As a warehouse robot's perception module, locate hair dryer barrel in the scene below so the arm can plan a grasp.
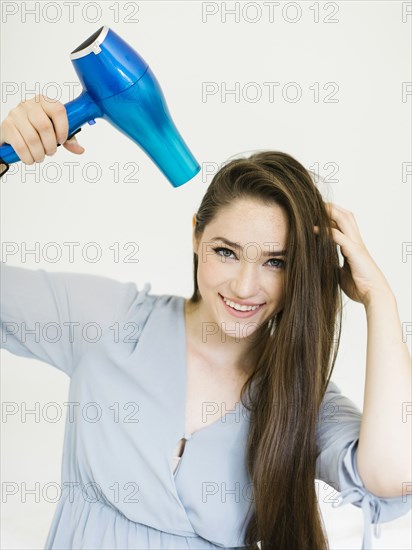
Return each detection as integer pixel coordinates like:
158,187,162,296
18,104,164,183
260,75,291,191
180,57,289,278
98,66,200,188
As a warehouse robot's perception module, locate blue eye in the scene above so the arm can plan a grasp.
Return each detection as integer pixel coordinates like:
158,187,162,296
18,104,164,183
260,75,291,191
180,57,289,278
267,258,286,269
213,246,235,259
212,247,285,270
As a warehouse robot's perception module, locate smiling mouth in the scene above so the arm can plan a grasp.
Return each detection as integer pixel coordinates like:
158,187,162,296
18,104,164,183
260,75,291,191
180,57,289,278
218,293,266,310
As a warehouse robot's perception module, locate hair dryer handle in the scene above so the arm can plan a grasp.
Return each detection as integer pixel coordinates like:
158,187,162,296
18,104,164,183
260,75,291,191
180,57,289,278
0,91,103,167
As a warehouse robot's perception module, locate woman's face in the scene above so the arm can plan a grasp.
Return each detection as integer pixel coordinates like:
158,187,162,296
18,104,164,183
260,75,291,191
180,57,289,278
192,198,288,340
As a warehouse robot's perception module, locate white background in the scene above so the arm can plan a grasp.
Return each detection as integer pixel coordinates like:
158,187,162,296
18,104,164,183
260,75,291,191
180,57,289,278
1,1,411,548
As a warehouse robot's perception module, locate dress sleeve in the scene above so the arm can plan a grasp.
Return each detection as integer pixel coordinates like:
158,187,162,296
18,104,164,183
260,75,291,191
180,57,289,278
0,261,149,378
315,379,412,550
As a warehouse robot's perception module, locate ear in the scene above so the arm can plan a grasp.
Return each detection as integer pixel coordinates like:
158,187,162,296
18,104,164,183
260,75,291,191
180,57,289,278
192,214,199,255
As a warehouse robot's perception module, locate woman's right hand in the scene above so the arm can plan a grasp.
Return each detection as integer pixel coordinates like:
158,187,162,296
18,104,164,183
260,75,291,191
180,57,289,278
0,94,85,165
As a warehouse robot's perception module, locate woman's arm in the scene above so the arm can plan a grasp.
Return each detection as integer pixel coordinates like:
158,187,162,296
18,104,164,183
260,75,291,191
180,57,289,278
357,286,411,497
315,203,411,498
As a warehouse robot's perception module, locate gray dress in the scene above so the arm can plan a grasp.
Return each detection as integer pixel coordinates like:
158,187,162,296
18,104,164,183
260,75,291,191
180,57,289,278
1,262,410,549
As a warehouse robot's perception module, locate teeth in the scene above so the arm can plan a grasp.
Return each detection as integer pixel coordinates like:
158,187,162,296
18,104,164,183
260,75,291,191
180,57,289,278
222,296,261,311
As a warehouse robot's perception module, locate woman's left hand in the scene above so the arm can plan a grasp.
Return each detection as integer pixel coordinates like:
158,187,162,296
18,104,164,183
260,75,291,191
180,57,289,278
314,203,392,307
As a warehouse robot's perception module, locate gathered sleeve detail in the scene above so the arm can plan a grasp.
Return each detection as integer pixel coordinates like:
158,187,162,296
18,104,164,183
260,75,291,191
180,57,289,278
316,380,411,549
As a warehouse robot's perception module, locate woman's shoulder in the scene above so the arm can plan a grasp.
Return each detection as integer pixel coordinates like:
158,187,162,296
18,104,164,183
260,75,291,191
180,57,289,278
116,279,185,324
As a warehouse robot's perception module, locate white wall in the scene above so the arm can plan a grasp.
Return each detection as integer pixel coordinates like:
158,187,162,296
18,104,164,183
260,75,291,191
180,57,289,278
1,1,411,548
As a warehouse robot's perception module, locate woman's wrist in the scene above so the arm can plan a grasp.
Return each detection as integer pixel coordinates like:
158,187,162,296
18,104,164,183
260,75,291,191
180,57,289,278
363,283,397,313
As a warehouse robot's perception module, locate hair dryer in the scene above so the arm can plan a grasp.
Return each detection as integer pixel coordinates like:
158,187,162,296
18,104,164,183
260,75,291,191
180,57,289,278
0,26,200,187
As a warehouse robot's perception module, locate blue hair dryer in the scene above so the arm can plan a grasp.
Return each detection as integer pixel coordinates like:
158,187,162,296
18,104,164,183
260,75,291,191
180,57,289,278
0,26,200,187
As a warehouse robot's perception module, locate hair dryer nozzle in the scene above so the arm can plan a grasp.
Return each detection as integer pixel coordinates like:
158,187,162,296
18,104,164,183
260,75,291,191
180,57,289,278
98,66,200,187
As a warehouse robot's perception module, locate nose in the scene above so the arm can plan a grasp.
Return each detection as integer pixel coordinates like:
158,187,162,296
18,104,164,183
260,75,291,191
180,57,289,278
230,261,260,299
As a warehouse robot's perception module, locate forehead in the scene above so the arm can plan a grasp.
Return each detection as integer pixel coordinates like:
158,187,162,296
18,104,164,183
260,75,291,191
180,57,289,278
204,200,289,242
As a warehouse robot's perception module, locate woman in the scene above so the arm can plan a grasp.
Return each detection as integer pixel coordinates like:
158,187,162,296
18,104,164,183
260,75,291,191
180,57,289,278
1,95,411,549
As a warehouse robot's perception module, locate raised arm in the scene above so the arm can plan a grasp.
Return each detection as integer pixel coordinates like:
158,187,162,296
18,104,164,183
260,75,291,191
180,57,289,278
0,96,147,377
0,262,144,377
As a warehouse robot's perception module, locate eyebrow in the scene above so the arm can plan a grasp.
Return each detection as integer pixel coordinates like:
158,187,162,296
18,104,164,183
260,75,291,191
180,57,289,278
210,237,287,257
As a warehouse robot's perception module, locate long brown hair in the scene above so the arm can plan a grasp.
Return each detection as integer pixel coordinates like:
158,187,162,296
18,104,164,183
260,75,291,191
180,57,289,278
188,151,342,549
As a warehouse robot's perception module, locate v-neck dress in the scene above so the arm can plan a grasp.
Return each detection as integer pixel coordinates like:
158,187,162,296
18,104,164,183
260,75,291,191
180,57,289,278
1,262,411,550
